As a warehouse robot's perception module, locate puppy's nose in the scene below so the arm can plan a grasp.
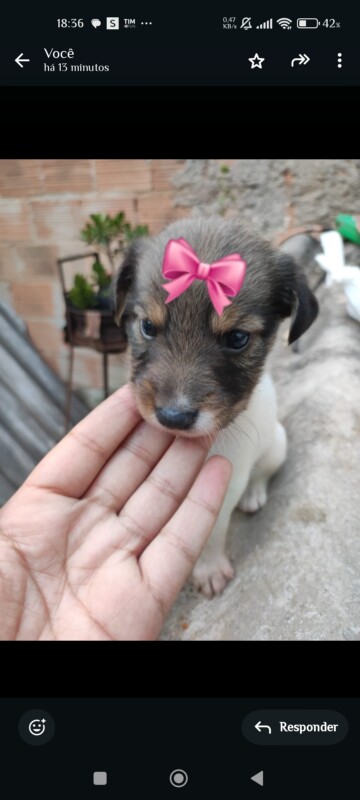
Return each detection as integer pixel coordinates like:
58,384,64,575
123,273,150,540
155,406,199,430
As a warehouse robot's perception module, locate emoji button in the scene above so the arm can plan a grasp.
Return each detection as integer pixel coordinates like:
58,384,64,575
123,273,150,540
18,709,55,746
29,718,46,736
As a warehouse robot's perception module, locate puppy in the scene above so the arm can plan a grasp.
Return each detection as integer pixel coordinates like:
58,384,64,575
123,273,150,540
112,217,318,597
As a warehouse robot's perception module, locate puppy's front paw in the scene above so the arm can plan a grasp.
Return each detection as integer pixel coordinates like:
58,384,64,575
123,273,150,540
191,554,235,598
238,479,267,513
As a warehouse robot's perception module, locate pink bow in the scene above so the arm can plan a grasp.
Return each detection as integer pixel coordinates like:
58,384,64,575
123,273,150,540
161,237,246,315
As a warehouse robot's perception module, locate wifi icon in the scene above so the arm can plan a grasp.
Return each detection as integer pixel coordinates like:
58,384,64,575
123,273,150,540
277,17,292,29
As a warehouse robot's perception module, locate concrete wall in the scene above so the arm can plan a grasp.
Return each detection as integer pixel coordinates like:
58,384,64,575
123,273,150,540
171,159,360,234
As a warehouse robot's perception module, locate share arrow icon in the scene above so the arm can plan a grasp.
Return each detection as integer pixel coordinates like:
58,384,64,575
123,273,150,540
291,53,310,67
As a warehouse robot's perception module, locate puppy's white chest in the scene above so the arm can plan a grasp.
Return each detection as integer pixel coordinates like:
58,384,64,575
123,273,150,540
210,371,278,474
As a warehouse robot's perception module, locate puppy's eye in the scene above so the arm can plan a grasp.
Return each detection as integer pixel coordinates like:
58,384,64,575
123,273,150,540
140,319,158,340
224,330,250,350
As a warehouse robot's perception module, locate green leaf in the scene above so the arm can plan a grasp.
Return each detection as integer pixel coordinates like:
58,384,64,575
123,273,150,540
124,224,149,243
92,260,111,290
80,210,150,255
68,274,97,309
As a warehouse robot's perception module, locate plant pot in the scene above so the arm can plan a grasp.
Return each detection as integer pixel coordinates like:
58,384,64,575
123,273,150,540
96,289,112,310
64,300,127,353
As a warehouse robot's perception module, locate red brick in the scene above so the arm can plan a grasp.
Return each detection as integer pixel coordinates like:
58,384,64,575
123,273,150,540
80,197,136,227
151,160,185,191
40,351,61,375
172,206,192,222
0,160,42,197
56,350,127,393
0,246,19,279
70,350,103,389
0,200,32,242
136,191,178,233
108,358,129,390
11,281,55,318
95,160,152,192
15,245,59,277
53,281,69,321
27,320,64,352
54,351,71,384
40,160,94,193
31,200,82,240
57,240,94,259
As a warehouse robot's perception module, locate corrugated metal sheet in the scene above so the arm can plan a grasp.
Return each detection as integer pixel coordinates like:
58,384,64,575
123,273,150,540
0,301,89,505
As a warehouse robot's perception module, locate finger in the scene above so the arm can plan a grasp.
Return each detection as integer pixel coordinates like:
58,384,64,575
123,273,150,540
139,456,232,614
25,384,141,497
84,421,174,512
117,435,210,555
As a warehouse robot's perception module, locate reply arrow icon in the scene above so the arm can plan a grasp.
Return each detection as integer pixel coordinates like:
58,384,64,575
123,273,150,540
255,721,272,734
15,53,30,68
291,53,310,67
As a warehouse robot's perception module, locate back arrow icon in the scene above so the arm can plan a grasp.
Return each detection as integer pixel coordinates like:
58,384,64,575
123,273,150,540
15,53,30,68
255,721,272,733
291,53,310,67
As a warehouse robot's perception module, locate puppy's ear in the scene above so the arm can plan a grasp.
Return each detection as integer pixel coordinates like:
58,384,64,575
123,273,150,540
276,254,319,345
288,273,319,345
111,241,139,326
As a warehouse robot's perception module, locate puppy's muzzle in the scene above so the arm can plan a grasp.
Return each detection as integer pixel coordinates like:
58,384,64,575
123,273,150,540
155,406,199,430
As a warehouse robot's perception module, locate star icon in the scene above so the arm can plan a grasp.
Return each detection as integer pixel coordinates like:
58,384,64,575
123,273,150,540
248,53,265,69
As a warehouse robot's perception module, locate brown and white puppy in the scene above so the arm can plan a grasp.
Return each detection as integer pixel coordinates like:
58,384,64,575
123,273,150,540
112,217,318,596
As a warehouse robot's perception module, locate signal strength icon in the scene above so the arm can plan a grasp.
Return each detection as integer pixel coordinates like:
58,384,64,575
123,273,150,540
256,18,273,29
277,17,292,29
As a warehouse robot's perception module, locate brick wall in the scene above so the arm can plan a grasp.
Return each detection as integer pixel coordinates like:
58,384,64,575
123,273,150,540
0,159,186,401
1,159,359,403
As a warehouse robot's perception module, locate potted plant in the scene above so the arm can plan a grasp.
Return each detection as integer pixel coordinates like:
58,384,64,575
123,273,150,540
60,212,149,348
80,211,149,273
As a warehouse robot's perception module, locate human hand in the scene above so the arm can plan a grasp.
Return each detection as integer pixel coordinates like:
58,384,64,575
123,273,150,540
0,384,231,640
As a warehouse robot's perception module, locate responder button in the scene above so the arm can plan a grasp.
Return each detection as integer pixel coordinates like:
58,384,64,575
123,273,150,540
242,710,348,745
